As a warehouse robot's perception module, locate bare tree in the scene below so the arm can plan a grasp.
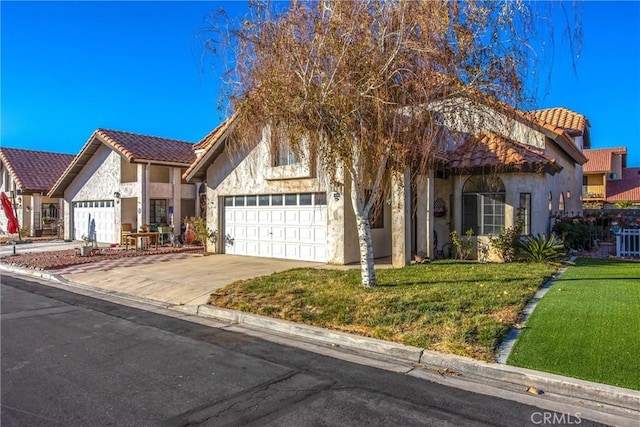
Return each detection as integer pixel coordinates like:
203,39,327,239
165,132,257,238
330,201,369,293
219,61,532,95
205,0,580,287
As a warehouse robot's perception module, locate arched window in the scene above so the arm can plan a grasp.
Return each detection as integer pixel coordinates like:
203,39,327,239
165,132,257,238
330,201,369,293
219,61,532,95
558,192,565,215
462,175,505,235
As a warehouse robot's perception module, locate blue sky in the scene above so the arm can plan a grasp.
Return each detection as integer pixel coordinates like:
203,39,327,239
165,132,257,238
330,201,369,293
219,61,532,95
2,1,639,165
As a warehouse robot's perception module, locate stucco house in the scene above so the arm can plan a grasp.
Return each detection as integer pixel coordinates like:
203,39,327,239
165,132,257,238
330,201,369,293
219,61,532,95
48,129,198,244
184,105,588,266
0,147,75,237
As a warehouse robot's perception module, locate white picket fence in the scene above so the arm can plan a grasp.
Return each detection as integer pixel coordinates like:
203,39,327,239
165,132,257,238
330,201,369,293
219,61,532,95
615,228,640,257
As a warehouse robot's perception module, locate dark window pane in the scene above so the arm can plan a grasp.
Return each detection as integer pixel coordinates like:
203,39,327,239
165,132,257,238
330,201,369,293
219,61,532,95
314,193,327,205
285,194,297,206
259,195,270,206
224,196,234,206
246,195,257,206
271,194,283,205
235,196,245,206
299,193,312,205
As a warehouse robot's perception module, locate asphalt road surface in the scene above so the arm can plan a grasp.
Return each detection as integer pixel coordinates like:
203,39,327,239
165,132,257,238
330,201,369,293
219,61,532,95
1,274,604,426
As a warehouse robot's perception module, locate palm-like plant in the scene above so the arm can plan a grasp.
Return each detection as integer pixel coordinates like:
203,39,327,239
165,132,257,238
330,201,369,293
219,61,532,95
520,234,565,263
615,200,635,209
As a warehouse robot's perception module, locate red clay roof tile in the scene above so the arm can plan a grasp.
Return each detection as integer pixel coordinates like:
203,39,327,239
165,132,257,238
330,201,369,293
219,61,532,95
95,129,196,164
530,107,588,135
448,132,562,175
0,147,75,193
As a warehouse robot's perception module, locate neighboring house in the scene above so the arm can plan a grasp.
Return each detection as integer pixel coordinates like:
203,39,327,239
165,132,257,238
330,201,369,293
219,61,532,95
580,147,637,208
48,129,198,244
184,105,587,266
0,148,75,237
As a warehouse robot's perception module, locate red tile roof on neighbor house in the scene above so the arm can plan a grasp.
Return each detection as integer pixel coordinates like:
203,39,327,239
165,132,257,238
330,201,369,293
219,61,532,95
95,129,196,164
447,131,562,175
49,129,197,198
0,147,75,193
606,167,640,203
530,107,589,135
583,147,627,173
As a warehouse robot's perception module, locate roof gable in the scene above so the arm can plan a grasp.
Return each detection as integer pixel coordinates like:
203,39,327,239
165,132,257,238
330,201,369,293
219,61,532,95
0,147,75,193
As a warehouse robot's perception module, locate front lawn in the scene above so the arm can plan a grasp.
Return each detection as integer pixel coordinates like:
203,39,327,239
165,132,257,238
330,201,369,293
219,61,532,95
209,261,556,361
507,258,640,390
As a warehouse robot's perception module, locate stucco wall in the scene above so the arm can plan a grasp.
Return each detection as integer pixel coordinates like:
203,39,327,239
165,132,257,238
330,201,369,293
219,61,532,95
67,147,120,202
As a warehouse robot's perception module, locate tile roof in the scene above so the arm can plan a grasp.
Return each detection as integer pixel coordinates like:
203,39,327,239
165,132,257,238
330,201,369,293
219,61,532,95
95,129,196,164
530,107,589,135
49,129,197,197
447,131,562,175
606,167,640,203
583,147,627,173
184,116,237,181
0,147,75,193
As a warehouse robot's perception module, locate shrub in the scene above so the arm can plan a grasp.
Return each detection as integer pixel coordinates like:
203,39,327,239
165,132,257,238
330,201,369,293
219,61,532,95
451,228,474,260
552,217,591,250
185,216,217,253
490,216,524,262
520,234,565,263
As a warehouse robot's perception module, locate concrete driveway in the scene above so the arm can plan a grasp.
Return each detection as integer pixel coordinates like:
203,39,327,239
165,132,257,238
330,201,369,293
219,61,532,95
61,254,323,306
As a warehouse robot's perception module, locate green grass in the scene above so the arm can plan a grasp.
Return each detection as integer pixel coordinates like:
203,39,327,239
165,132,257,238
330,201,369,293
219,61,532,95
507,258,640,390
210,261,556,361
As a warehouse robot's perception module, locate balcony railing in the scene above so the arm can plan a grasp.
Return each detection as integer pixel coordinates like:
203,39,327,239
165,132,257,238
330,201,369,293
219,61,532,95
582,185,604,199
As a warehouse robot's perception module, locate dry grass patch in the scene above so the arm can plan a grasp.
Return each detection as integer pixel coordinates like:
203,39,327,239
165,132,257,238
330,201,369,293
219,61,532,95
210,261,556,361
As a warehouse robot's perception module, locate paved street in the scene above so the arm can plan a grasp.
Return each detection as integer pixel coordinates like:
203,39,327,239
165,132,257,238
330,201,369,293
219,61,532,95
1,274,603,427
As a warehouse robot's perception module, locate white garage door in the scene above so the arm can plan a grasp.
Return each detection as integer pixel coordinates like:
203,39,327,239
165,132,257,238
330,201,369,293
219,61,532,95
73,200,116,244
224,193,328,262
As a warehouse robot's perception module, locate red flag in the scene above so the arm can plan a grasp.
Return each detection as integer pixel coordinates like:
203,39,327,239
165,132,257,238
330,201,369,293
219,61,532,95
1,192,19,234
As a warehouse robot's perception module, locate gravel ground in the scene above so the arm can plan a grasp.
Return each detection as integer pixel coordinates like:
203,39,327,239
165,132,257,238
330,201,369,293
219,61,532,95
0,246,203,270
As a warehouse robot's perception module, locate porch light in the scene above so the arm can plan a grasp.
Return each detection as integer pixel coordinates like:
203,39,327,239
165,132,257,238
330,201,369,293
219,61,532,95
113,191,121,199
566,191,571,199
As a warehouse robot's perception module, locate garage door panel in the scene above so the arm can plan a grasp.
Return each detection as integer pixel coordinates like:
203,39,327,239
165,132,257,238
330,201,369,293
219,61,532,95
285,227,298,240
246,226,259,240
258,211,271,222
271,210,285,224
271,226,285,240
285,210,298,223
299,228,314,242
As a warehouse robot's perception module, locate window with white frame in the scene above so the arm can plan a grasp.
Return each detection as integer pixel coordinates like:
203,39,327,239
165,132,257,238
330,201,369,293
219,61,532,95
519,193,531,235
462,175,505,235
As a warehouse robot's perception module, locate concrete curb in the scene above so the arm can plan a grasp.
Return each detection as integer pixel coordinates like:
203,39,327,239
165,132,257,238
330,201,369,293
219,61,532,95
195,304,640,414
197,305,424,363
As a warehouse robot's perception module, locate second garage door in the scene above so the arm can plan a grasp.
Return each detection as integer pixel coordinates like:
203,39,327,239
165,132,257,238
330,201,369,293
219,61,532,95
73,200,116,244
223,193,328,262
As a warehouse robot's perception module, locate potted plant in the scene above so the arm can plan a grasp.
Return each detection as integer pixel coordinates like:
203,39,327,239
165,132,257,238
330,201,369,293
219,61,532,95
80,234,92,256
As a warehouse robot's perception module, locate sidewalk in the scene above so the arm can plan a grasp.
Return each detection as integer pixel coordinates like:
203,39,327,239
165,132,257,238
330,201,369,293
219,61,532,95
1,255,638,426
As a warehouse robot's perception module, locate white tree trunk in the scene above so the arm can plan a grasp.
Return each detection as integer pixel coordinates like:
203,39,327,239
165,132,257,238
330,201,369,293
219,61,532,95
350,180,377,287
347,138,389,287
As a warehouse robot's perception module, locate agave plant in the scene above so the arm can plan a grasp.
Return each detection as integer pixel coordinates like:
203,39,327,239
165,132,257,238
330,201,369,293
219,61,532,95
520,234,565,263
